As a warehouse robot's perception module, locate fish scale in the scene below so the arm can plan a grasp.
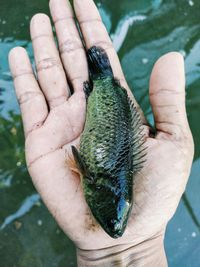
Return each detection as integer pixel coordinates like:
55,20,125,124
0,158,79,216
72,46,146,238
81,81,131,175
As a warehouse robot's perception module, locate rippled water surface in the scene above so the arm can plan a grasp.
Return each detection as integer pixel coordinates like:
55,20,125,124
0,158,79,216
0,0,200,266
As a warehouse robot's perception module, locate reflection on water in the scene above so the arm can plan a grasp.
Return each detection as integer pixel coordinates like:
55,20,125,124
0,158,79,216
0,0,200,266
112,14,147,52
0,194,40,230
166,159,200,266
182,193,200,232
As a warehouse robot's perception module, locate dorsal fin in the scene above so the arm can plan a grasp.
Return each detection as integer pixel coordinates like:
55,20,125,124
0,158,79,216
128,98,147,173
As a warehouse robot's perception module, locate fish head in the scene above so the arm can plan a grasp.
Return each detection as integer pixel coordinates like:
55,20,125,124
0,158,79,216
83,174,132,238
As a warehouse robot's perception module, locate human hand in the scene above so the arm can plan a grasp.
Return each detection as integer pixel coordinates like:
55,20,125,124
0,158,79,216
9,0,194,266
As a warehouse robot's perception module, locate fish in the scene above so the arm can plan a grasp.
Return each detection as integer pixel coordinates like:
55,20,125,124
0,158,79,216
72,46,146,238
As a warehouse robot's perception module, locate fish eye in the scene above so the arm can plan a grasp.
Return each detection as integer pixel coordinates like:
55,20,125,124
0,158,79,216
96,185,102,190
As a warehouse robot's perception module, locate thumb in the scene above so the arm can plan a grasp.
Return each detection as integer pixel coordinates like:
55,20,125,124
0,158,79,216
149,52,190,140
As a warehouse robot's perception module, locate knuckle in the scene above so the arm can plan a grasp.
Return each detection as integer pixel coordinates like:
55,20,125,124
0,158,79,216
13,71,33,80
92,40,113,51
78,18,102,25
48,95,67,109
36,58,61,71
60,38,83,55
18,91,42,105
150,88,184,97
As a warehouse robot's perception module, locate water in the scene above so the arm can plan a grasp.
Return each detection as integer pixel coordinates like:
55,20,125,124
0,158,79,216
0,0,200,266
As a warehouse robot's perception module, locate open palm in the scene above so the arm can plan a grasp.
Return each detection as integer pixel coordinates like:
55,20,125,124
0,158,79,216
9,0,193,254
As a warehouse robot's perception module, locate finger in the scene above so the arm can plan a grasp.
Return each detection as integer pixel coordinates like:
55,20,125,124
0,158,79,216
73,0,147,124
49,0,88,93
9,47,48,137
74,0,127,87
149,52,189,139
30,14,70,109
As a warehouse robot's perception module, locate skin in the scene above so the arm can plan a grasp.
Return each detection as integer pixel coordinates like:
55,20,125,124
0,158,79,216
9,0,194,266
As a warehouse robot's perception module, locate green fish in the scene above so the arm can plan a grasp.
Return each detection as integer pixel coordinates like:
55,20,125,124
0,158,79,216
72,46,146,238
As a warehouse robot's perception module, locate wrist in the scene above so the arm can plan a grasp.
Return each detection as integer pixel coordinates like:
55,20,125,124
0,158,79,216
77,234,167,267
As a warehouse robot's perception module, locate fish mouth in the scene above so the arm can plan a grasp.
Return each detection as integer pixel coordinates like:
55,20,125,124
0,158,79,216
87,196,132,238
108,228,124,239
84,180,132,239
103,218,126,239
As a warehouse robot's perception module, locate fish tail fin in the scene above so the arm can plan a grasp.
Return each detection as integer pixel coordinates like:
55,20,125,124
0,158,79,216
87,46,113,80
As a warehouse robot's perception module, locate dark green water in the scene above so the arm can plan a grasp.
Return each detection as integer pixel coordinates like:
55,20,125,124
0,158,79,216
0,0,200,266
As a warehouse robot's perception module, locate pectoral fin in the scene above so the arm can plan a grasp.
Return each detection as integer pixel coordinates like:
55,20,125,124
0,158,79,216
71,146,94,184
71,146,88,176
